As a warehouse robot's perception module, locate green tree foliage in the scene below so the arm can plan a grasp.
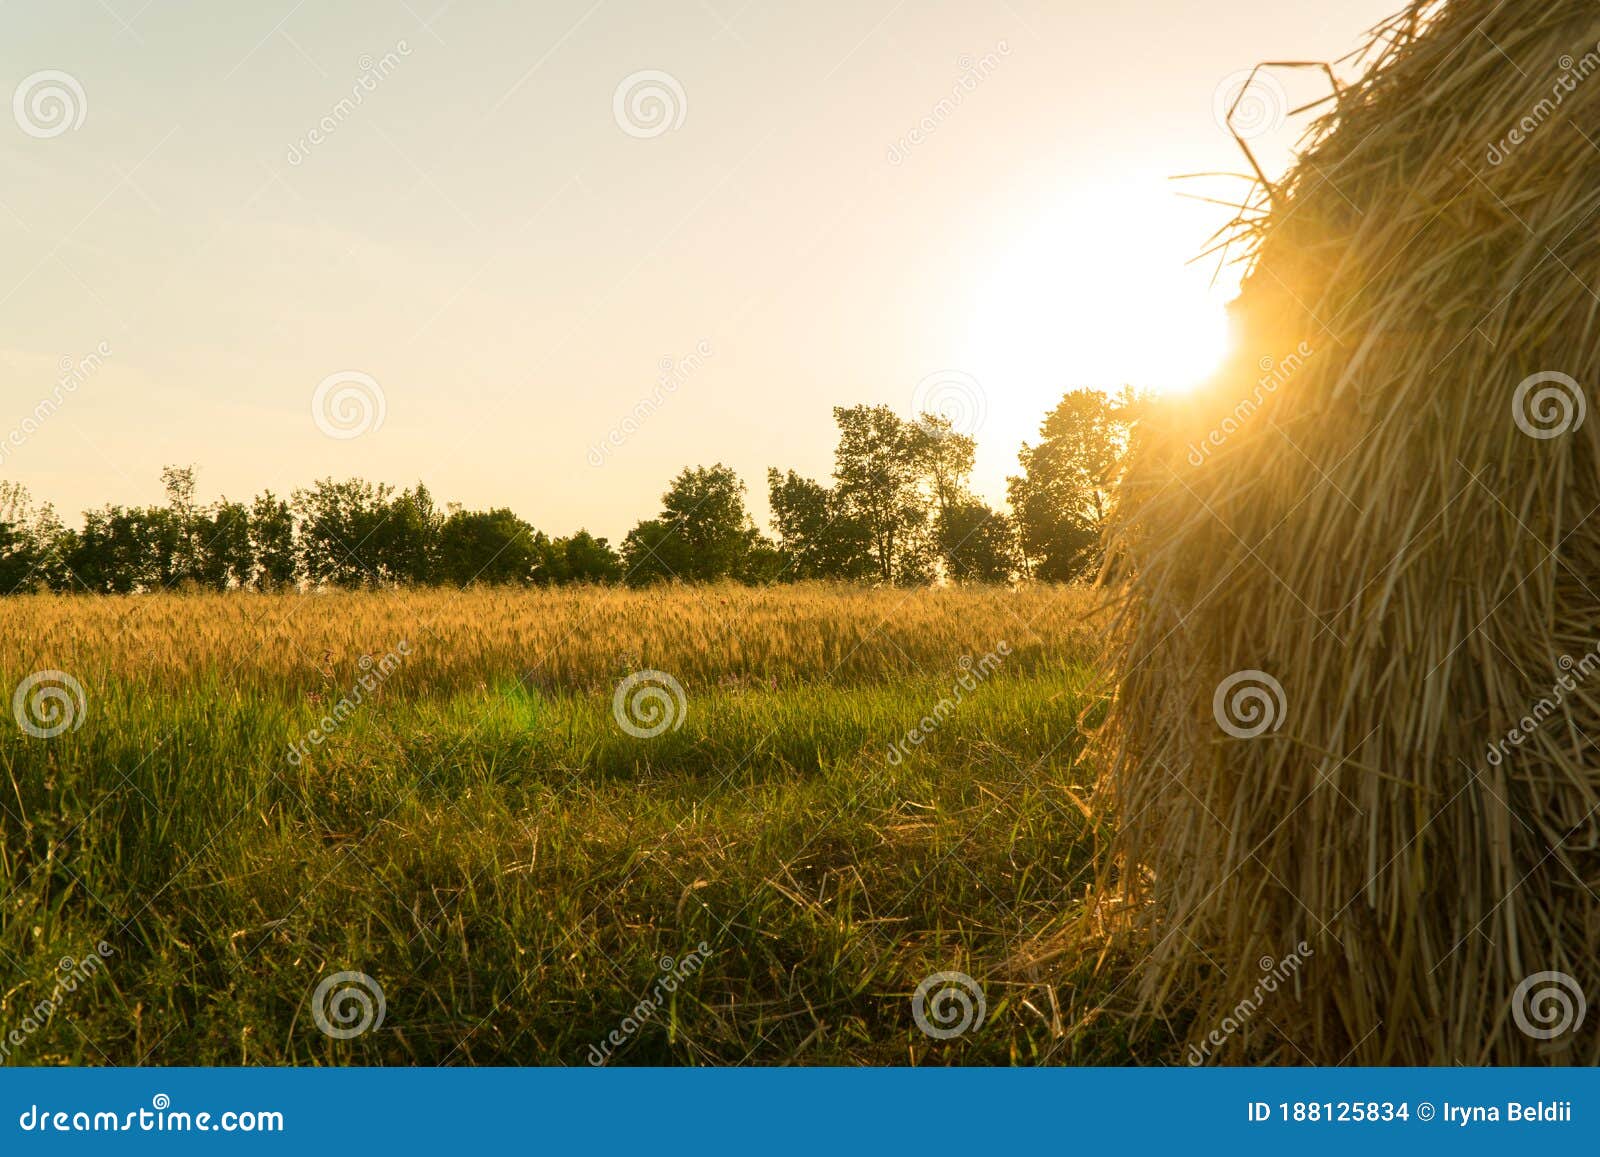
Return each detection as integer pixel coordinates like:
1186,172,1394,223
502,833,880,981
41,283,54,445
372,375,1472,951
371,483,441,585
0,482,62,592
195,499,254,589
68,506,162,592
540,531,623,585
621,464,764,586
912,415,975,526
436,507,541,586
737,539,787,585
790,406,1012,585
160,465,204,583
0,519,37,592
60,471,303,593
0,385,1132,595
292,478,394,588
34,468,618,594
1007,387,1136,582
657,464,763,582
938,499,1019,584
765,469,874,581
830,405,935,585
620,517,690,586
907,415,1020,584
250,493,297,589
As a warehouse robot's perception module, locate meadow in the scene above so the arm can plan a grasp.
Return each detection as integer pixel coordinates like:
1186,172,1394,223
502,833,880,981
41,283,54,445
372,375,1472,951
0,582,1148,1065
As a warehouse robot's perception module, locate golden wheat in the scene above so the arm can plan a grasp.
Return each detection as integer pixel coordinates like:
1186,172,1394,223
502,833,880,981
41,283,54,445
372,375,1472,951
0,581,1099,699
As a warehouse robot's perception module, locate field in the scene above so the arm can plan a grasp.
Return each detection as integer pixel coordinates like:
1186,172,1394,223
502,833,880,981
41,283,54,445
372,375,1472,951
0,583,1147,1065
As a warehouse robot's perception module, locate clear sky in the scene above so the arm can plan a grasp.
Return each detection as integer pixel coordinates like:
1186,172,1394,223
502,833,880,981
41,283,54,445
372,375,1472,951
2,0,1399,541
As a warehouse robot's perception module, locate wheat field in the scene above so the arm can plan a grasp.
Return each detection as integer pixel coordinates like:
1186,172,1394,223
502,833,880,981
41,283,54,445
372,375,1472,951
0,583,1137,1064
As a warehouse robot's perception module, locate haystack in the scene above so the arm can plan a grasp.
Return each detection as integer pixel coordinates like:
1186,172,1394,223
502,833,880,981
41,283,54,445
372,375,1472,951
1104,0,1600,1064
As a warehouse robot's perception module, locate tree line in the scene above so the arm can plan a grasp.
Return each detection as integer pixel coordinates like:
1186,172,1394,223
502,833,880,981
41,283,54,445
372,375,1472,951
0,390,1138,594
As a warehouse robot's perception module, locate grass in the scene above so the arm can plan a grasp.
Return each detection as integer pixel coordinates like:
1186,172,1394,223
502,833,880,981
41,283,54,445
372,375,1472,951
0,582,1148,1065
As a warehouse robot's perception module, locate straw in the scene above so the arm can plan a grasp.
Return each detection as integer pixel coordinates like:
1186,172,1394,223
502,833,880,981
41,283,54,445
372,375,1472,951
1099,0,1600,1064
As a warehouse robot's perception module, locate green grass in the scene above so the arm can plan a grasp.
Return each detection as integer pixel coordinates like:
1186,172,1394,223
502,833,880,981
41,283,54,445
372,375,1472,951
1,642,1142,1065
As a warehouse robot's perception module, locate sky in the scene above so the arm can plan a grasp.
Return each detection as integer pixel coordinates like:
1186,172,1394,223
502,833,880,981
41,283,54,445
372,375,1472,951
1,0,1401,542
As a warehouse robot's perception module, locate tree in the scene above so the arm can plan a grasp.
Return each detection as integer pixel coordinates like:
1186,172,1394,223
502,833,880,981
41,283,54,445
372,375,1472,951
371,483,441,584
658,464,758,581
196,499,254,589
772,408,1006,585
831,405,932,585
60,468,267,592
620,517,691,586
765,468,873,580
436,507,540,586
540,530,622,585
911,414,976,529
738,537,786,584
0,483,63,592
1008,388,1135,582
938,499,1018,584
0,519,38,592
251,492,297,589
161,465,203,584
293,478,390,587
68,506,169,592
907,415,1014,582
621,464,758,585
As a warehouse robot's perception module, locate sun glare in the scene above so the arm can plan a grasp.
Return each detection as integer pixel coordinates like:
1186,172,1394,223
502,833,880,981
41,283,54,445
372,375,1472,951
963,194,1234,419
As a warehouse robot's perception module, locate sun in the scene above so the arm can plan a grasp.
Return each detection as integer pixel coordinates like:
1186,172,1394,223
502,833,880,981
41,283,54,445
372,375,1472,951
962,192,1234,417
